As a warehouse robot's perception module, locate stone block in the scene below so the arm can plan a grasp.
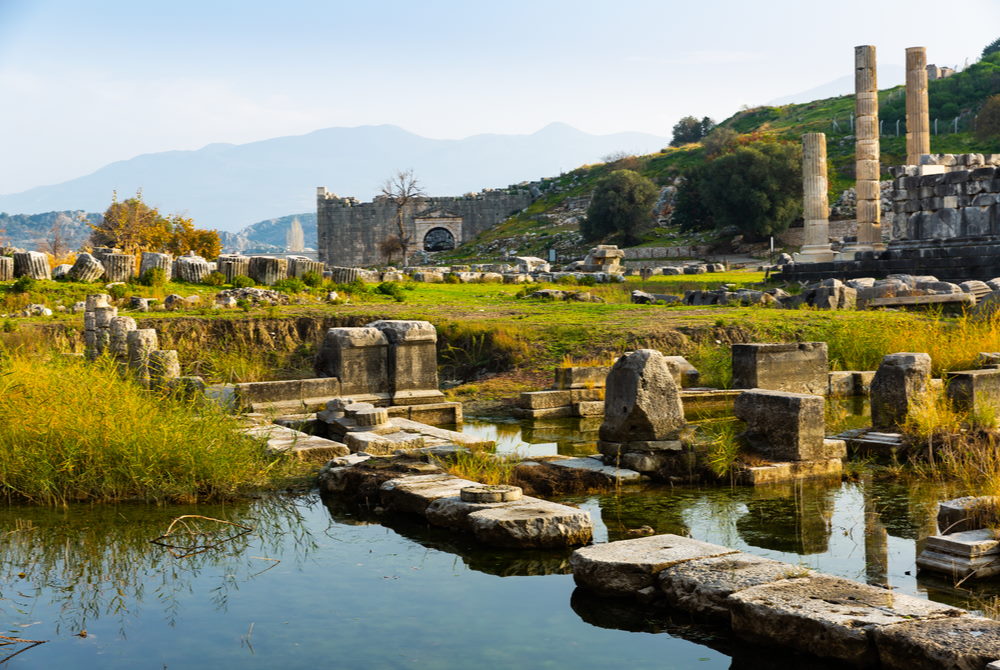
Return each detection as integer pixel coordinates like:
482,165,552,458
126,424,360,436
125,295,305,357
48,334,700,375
731,342,828,395
734,389,827,461
379,474,480,516
599,349,685,442
870,353,932,430
728,574,963,665
946,368,1000,416
344,430,424,455
467,499,593,548
369,320,443,405
828,371,856,397
570,534,737,598
916,528,1000,578
658,552,809,620
553,366,609,390
314,327,389,397
148,349,181,390
573,400,604,417
937,496,1000,534
872,616,1000,670
108,316,137,359
519,390,572,409
662,356,700,388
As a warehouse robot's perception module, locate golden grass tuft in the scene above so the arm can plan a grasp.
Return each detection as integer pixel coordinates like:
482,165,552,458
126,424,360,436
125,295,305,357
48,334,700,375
0,351,293,504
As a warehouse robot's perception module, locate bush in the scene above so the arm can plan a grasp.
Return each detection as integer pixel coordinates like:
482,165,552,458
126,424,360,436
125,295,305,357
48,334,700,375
202,271,225,286
581,169,658,244
443,273,461,284
578,274,597,287
11,276,35,294
273,277,307,294
139,267,166,288
556,274,579,285
976,94,1000,141
107,283,128,300
301,270,323,288
231,274,255,288
376,281,406,302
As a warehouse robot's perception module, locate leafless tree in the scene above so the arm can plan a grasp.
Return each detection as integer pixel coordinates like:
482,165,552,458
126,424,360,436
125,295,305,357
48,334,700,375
38,212,71,260
380,169,424,266
377,234,406,266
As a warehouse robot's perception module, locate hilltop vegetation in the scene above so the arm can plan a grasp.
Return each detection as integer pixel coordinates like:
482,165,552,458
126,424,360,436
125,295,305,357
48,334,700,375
440,48,1000,260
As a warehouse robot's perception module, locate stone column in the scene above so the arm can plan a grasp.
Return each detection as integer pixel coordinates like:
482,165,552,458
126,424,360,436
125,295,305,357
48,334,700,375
13,251,51,280
289,258,325,279
109,316,137,359
103,253,135,283
905,47,931,166
68,253,106,282
127,329,160,387
139,252,173,281
218,255,250,283
844,45,882,254
248,257,288,285
794,133,835,262
149,350,181,390
0,256,12,281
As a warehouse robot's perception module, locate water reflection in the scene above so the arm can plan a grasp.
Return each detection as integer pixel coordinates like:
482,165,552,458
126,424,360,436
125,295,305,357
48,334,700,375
463,417,600,458
736,481,835,555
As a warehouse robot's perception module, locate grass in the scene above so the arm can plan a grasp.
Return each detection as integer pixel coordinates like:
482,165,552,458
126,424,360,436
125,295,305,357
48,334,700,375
436,447,517,486
0,351,300,504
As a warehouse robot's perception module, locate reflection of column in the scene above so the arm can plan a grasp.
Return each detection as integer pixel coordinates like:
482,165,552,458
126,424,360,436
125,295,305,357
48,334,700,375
864,481,889,586
795,133,835,262
844,45,882,254
905,47,931,166
736,481,834,555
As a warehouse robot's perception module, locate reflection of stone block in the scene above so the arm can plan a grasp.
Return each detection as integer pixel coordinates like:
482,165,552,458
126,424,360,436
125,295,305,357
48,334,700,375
314,327,389,398
369,320,443,405
734,389,828,461
732,343,828,394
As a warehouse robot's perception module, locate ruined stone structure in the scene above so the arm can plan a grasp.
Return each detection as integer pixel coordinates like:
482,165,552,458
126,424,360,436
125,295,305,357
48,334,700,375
794,133,835,262
843,44,882,255
317,187,535,267
906,47,931,167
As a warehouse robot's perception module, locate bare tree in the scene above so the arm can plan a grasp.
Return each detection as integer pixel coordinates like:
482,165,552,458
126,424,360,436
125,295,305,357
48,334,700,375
39,212,71,260
380,169,424,266
377,234,406,266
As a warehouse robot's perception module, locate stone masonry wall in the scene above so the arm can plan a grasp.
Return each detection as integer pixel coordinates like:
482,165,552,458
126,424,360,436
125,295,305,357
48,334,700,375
317,189,536,267
889,154,1000,241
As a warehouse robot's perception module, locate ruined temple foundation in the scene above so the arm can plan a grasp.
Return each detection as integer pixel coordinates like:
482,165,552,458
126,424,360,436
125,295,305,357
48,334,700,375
793,133,835,263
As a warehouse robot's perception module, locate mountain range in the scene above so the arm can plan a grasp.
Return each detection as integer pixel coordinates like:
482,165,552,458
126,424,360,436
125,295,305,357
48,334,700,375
0,123,669,232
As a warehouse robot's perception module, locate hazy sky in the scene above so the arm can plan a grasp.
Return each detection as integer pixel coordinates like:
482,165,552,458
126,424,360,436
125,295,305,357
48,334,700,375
2,0,998,194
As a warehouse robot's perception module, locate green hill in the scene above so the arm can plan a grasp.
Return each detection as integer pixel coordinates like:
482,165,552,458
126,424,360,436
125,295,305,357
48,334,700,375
437,51,1000,262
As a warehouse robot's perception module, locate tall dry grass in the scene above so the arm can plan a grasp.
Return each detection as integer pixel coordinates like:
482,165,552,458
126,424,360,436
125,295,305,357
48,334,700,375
0,352,291,504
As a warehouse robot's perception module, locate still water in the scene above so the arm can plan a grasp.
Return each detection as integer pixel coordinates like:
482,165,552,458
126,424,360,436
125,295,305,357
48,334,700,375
0,415,990,669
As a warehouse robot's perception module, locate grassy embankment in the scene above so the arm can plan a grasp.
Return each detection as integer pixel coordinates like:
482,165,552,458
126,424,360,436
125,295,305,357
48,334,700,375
0,353,303,505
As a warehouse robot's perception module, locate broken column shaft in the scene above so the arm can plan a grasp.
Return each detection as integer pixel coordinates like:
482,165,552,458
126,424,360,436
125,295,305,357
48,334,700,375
905,46,931,166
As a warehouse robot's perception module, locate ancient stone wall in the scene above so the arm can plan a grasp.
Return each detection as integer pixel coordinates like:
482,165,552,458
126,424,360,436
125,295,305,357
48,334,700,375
889,154,1000,241
317,188,536,267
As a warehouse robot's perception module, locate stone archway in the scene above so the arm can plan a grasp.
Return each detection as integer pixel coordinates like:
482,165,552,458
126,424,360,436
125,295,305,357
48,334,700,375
423,227,456,251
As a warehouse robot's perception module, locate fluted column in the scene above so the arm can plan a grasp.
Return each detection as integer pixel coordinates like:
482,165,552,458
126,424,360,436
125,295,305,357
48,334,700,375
843,45,882,254
906,46,931,166
794,133,835,262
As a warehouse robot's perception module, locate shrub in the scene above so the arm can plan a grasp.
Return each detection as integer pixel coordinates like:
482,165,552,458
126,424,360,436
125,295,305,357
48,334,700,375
443,273,461,284
231,274,255,288
581,169,658,244
139,267,166,288
236,298,251,312
11,276,35,294
376,281,406,302
107,283,128,300
975,94,1000,141
202,271,226,287
556,275,579,285
579,274,597,287
273,277,307,294
301,270,323,288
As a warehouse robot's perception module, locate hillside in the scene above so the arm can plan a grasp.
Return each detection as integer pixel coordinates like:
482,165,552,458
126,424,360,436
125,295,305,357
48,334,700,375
0,124,669,232
220,213,317,253
439,51,1000,262
0,211,100,251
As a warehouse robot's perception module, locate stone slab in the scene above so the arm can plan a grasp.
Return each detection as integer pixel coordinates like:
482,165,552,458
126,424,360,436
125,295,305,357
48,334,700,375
345,430,426,455
728,573,964,665
658,552,811,620
738,458,843,485
570,534,738,598
379,474,480,516
467,499,593,548
242,424,349,461
872,616,1000,670
573,400,605,417
547,457,644,483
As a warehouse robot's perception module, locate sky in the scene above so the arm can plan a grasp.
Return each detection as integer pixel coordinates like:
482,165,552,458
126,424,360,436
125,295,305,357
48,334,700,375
1,0,999,195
